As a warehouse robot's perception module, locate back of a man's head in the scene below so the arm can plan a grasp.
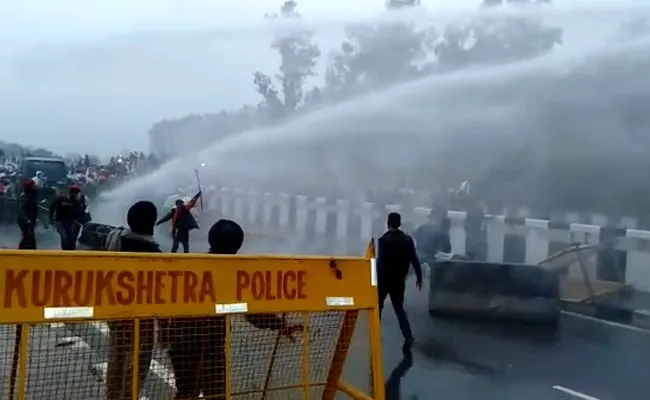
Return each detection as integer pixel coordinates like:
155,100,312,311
208,219,244,254
387,212,401,230
127,201,157,235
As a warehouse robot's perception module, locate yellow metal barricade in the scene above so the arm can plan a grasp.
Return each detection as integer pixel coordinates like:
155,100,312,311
0,241,383,400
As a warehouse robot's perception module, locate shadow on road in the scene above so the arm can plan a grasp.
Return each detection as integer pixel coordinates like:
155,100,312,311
385,353,414,400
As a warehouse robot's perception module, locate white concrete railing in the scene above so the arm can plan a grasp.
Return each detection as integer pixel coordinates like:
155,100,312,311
178,186,650,291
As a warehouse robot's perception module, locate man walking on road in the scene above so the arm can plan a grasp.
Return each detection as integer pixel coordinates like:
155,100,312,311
377,212,423,355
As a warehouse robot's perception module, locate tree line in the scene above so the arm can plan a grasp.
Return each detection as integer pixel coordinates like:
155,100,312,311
148,0,562,158
146,0,650,221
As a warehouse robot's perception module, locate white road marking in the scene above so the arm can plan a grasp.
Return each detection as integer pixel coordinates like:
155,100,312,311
90,322,176,387
552,385,600,400
561,310,650,334
55,321,176,396
92,321,110,335
91,361,161,400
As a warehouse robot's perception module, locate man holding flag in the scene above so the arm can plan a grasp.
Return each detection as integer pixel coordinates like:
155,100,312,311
156,190,202,253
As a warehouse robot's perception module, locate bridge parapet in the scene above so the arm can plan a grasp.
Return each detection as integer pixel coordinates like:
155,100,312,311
191,187,650,290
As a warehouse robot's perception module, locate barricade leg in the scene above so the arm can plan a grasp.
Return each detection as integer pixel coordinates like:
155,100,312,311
323,311,359,400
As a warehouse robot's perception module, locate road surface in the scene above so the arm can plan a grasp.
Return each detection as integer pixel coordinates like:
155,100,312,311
378,275,650,400
1,228,649,399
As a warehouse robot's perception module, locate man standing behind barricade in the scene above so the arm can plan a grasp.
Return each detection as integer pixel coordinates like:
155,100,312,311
104,200,160,400
17,179,38,249
49,185,85,250
167,219,303,399
156,191,202,253
453,182,486,260
377,212,423,355
413,210,452,265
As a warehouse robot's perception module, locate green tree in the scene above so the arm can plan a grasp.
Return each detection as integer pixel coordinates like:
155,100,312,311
325,21,435,99
435,0,561,69
253,1,321,119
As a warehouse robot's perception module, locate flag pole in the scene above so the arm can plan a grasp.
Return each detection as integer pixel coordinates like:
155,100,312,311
194,169,204,210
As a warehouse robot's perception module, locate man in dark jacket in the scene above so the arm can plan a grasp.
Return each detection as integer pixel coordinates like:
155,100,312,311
49,185,85,250
167,219,303,399
17,179,39,249
377,212,423,354
104,200,160,400
156,191,201,253
414,214,452,262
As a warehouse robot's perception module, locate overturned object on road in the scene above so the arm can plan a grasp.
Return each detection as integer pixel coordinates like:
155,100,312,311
77,222,115,249
538,243,629,303
428,258,561,324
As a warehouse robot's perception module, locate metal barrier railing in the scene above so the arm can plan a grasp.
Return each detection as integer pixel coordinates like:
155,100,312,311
0,245,383,400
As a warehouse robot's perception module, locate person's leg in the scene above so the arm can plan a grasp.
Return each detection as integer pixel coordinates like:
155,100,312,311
171,232,180,253
136,319,155,394
55,223,69,250
389,282,414,349
105,322,133,400
200,317,227,399
377,281,389,319
25,229,36,250
168,319,202,399
106,320,154,400
17,219,28,249
180,231,190,253
69,223,80,250
65,224,76,250
59,223,75,250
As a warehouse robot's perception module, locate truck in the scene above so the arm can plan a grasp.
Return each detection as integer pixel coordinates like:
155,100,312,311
21,156,69,187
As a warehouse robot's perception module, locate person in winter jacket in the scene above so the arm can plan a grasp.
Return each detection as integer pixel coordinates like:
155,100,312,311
104,200,161,400
49,185,85,250
156,191,201,253
413,211,452,263
377,212,423,355
17,179,39,249
166,219,303,399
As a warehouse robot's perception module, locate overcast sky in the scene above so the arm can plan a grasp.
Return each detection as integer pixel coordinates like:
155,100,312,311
0,0,644,156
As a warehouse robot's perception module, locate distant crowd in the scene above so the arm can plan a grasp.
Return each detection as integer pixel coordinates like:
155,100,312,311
66,152,160,196
0,150,161,200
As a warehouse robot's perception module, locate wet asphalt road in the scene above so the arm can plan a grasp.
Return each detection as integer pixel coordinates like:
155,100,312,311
1,228,650,399
380,275,650,400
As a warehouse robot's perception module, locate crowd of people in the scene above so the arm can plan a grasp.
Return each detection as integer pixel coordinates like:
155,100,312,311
3,149,161,249
0,150,160,200
62,151,161,196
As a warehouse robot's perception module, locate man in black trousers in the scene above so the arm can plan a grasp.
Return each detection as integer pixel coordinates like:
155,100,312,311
377,212,423,354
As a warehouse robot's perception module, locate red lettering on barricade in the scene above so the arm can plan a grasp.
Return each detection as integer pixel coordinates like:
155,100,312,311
116,271,135,305
235,270,307,301
1,269,218,308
